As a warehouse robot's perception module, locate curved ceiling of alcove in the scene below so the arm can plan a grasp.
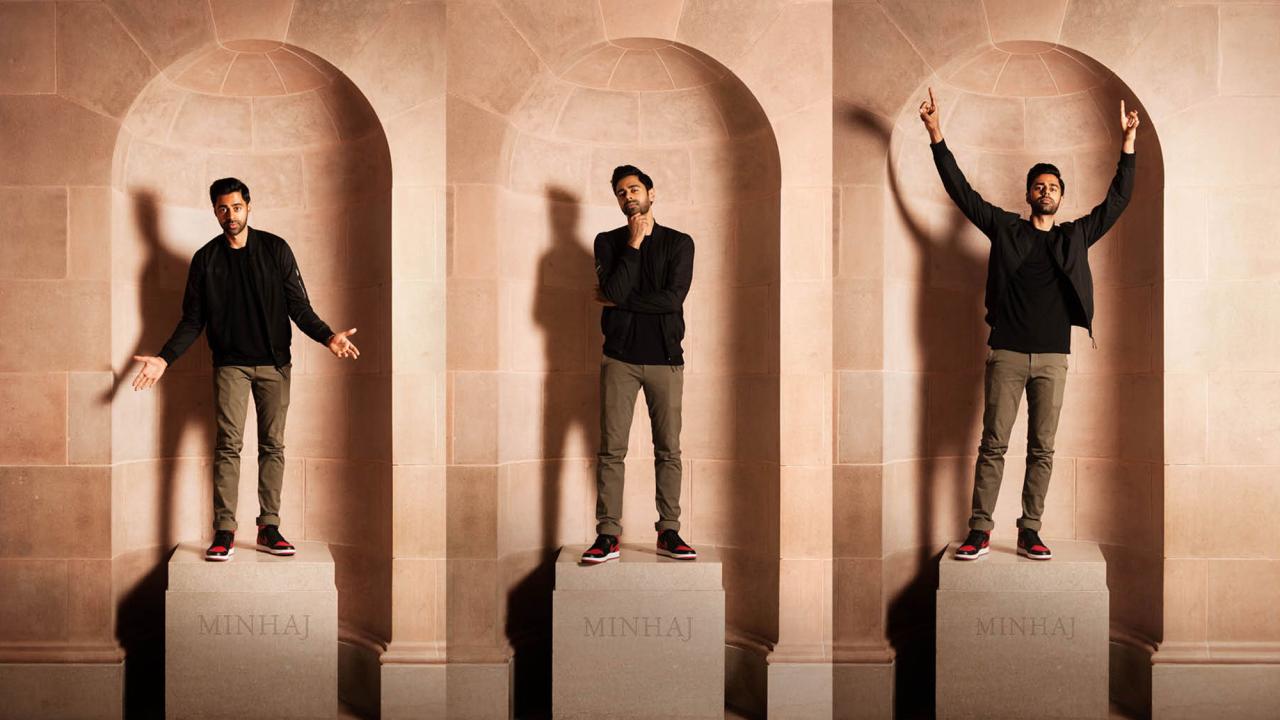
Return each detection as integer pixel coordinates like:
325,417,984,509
502,39,780,209
889,41,1159,218
116,40,388,211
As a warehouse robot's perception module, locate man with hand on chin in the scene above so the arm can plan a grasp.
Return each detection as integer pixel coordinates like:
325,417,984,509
582,165,697,565
131,177,360,562
919,88,1139,562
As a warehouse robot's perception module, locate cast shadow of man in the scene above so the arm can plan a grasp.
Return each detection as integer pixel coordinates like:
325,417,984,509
103,191,213,718
842,105,986,718
504,186,596,716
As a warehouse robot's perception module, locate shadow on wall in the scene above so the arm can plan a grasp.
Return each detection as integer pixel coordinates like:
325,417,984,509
108,191,215,718
502,185,599,711
842,104,985,718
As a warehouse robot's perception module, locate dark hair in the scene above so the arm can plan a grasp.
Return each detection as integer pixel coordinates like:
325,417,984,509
610,165,653,192
1025,163,1064,195
209,177,251,205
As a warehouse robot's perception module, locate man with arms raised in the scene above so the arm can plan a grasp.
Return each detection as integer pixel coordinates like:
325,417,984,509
919,90,1140,561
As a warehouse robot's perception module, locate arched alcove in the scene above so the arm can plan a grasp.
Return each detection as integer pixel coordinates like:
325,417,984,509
879,41,1165,713
447,37,782,713
108,39,393,713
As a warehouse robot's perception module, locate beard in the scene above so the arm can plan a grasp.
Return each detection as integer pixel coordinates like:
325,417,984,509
1030,197,1059,216
624,199,651,217
221,217,248,237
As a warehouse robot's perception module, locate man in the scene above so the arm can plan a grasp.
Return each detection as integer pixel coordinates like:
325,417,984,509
581,165,697,564
131,178,359,561
919,88,1140,561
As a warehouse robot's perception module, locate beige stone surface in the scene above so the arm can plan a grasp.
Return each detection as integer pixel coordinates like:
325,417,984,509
765,662,834,718
937,541,1108,719
553,546,724,719
0,662,123,720
0,3,56,95
446,663,512,720
380,663,446,720
1152,663,1280,720
833,662,893,719
166,542,337,719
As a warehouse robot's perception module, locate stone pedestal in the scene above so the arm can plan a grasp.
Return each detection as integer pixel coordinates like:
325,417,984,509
166,542,338,720
553,545,724,720
936,540,1108,720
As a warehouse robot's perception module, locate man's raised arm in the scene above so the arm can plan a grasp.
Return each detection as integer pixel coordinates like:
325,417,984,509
1078,100,1139,247
921,87,1006,237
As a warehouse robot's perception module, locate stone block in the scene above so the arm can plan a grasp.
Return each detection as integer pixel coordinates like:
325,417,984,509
936,540,1108,719
553,546,724,719
0,662,122,719
166,542,337,719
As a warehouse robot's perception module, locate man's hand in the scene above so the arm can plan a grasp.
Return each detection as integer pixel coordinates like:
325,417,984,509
327,327,360,359
1120,100,1139,153
919,86,943,144
627,212,651,249
593,287,616,306
131,356,168,391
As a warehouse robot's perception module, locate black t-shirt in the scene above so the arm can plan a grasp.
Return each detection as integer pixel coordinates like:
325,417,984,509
988,227,1074,354
608,235,673,365
218,245,275,366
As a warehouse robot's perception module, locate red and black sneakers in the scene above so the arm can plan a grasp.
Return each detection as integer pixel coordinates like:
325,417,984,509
954,529,990,560
657,529,697,560
257,525,296,556
205,530,235,561
580,534,620,564
1017,528,1053,560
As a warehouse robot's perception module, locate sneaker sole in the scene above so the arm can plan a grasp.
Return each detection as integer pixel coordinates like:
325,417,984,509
656,549,697,560
1017,547,1052,560
260,547,296,556
205,548,235,562
954,547,988,560
580,551,620,565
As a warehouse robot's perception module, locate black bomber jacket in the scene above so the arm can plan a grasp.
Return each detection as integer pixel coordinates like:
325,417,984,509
158,227,333,367
593,222,695,364
931,140,1136,340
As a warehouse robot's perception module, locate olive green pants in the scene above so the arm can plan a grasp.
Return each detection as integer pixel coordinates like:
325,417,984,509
212,364,291,531
969,349,1068,533
596,356,684,536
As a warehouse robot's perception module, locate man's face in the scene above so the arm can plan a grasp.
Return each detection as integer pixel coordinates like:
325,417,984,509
213,191,250,237
1026,173,1062,216
614,176,654,217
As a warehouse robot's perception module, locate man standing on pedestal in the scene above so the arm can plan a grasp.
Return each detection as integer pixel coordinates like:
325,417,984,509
918,89,1140,561
130,178,360,561
581,165,697,564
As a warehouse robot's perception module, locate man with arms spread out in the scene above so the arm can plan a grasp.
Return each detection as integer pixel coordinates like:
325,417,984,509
919,89,1140,561
131,178,360,561
582,165,697,564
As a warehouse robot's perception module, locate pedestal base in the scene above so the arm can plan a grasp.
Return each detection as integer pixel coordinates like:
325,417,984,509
936,540,1108,719
553,545,724,719
165,541,338,719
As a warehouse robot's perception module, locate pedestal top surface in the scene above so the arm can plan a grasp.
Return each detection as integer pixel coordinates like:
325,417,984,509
168,541,335,592
556,544,723,591
939,540,1107,592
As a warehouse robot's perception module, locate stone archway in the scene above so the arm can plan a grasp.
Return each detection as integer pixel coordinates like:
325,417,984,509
108,38,394,715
